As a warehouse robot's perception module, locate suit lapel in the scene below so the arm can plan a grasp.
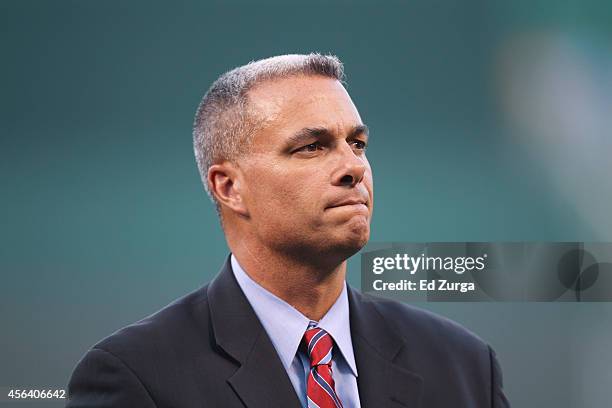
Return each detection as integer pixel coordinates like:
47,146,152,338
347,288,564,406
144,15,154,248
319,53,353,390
207,257,302,408
207,256,423,407
348,288,424,408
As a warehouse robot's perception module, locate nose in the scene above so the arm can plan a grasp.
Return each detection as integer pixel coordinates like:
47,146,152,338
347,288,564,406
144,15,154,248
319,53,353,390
330,142,367,187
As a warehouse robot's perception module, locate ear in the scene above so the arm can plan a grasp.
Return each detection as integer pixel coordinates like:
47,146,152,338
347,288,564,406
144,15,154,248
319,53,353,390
207,162,249,217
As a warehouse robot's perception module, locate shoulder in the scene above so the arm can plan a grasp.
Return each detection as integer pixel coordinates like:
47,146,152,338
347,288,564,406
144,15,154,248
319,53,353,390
67,285,213,407
92,284,212,368
349,292,510,406
355,290,489,356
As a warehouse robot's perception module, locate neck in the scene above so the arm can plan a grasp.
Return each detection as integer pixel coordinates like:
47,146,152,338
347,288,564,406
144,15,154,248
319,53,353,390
230,239,347,321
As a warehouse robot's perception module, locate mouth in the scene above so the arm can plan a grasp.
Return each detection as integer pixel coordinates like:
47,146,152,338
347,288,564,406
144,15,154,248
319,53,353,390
326,199,369,210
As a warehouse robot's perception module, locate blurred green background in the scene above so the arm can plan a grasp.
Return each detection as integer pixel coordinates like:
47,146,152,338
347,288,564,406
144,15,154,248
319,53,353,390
1,1,611,407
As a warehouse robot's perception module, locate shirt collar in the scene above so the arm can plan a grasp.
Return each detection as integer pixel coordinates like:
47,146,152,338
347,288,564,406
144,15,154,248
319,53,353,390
316,281,358,377
231,254,358,377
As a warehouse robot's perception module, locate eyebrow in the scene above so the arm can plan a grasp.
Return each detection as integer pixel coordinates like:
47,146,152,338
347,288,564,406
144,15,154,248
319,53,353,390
287,124,369,146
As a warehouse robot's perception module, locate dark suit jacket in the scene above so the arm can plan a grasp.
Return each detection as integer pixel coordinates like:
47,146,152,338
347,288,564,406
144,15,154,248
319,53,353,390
67,256,510,407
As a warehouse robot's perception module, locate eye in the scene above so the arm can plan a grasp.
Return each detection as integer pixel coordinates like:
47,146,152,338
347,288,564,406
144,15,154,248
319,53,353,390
351,140,367,151
297,142,322,153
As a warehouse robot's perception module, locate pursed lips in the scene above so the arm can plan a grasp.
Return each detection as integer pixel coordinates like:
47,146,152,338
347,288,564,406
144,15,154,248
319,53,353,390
325,198,369,210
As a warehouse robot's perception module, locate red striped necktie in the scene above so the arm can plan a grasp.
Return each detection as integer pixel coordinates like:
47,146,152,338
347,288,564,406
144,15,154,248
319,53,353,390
302,327,344,408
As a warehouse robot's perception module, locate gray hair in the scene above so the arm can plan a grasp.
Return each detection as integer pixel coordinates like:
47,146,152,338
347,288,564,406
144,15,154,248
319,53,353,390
192,53,345,207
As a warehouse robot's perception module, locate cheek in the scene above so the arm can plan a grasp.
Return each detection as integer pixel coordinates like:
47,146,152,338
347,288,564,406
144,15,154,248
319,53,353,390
246,165,319,217
248,176,324,244
363,167,374,197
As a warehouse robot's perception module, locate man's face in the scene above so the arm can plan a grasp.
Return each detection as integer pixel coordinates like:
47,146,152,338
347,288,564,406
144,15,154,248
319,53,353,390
237,75,373,262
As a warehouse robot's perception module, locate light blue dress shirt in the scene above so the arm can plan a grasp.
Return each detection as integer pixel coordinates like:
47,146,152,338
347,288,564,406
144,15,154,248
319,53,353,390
231,255,361,408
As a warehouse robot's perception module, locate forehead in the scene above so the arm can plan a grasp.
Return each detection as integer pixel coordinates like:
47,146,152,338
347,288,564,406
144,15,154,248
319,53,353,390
246,75,362,139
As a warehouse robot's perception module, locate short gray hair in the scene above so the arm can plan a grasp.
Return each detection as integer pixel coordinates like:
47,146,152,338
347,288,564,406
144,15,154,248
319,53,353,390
192,53,345,206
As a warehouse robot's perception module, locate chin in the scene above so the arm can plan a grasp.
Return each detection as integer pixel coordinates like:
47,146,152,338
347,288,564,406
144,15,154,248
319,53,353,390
334,219,370,256
347,213,370,237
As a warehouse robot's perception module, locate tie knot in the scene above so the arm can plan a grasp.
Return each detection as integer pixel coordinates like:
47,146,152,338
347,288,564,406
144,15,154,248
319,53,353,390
302,327,334,368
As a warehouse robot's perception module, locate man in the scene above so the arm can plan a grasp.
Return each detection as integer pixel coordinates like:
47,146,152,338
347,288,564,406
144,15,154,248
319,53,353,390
67,54,510,407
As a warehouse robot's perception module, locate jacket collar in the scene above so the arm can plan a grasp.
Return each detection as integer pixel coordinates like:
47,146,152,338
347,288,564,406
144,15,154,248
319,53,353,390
207,255,423,408
207,256,302,408
348,287,424,407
